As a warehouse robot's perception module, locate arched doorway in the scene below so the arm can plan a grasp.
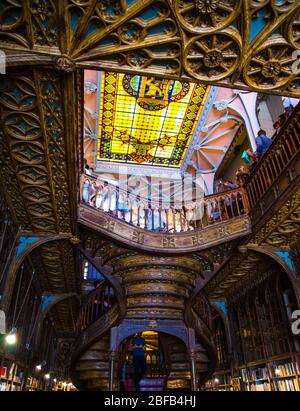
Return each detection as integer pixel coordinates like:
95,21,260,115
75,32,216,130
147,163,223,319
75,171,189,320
117,330,192,391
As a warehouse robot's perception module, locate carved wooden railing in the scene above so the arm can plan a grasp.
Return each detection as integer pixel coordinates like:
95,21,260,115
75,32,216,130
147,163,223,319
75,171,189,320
245,104,300,208
76,279,116,333
193,292,212,332
188,297,217,387
80,174,249,233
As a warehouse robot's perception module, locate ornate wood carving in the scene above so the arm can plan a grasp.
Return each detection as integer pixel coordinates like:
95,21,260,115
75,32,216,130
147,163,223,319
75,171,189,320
78,204,251,253
0,1,299,96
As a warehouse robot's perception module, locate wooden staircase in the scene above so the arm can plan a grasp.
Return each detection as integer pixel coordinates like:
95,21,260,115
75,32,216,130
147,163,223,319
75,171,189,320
75,336,110,390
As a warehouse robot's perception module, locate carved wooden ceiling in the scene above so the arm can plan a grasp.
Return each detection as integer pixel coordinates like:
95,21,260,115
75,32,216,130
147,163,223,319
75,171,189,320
0,1,299,97
0,65,80,333
1,0,300,334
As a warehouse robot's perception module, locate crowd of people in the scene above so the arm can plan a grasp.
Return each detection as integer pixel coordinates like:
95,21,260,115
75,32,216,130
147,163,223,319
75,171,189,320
81,103,296,230
217,103,295,192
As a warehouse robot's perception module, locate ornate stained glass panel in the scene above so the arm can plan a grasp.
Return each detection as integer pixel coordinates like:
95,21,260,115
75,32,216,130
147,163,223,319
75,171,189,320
96,71,209,167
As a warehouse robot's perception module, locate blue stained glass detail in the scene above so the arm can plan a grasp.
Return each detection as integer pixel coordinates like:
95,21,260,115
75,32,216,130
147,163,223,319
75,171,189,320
250,9,267,42
41,295,60,313
275,251,294,272
126,0,138,5
97,37,118,47
2,11,21,25
16,236,40,257
84,21,103,39
71,10,82,32
139,6,167,21
148,22,173,36
212,301,228,316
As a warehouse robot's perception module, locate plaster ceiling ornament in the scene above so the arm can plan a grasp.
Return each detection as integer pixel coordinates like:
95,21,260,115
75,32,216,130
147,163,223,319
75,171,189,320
213,99,229,110
84,81,97,95
0,0,299,95
189,115,241,173
213,93,238,110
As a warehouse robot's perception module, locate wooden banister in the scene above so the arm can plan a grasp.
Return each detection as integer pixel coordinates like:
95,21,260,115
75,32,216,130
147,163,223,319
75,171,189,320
77,279,116,332
244,103,300,208
80,174,249,233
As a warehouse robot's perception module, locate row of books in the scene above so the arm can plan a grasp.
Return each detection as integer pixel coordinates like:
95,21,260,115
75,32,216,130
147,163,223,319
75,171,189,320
273,378,299,391
271,362,297,377
241,367,269,382
248,382,271,391
0,381,21,391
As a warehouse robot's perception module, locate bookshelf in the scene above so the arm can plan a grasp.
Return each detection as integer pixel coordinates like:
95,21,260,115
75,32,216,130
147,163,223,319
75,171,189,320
0,360,25,391
25,376,41,391
203,356,300,391
240,365,272,391
270,359,300,391
203,370,233,391
239,357,300,391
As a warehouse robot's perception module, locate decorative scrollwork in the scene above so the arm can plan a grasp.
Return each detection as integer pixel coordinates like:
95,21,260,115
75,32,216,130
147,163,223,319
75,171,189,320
1,0,299,95
55,55,76,72
0,0,29,47
287,9,300,48
117,22,147,44
0,68,73,232
175,0,241,33
98,0,125,23
30,0,58,47
272,0,297,14
184,31,241,81
244,38,296,89
125,49,151,68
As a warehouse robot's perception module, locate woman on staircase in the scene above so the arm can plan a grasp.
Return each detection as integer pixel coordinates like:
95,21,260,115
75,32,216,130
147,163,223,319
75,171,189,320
131,333,147,391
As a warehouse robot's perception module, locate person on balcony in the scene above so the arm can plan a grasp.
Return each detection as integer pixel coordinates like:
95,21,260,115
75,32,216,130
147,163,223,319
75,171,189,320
131,332,147,391
84,158,93,176
244,149,259,172
273,120,281,139
222,180,238,218
235,166,249,186
255,130,272,159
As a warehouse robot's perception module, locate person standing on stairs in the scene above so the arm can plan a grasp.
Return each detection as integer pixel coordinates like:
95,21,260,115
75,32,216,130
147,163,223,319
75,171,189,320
131,332,147,391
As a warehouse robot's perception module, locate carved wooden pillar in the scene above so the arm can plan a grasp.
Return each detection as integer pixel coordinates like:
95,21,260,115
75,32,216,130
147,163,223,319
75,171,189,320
109,350,117,391
189,351,197,391
55,339,74,381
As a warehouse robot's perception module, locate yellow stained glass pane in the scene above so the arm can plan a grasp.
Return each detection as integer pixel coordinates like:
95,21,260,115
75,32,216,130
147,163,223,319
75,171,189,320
97,71,209,167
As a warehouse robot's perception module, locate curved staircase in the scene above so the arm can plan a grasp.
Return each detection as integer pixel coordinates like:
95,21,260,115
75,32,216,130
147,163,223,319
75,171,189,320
74,336,110,391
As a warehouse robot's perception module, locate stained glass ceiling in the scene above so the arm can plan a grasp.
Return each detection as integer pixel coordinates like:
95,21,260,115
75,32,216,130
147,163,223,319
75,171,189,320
97,71,209,168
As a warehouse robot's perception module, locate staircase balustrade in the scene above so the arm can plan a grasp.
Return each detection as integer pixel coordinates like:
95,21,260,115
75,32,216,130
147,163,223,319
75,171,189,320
80,174,249,233
245,103,300,208
77,280,116,332
80,105,300,233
